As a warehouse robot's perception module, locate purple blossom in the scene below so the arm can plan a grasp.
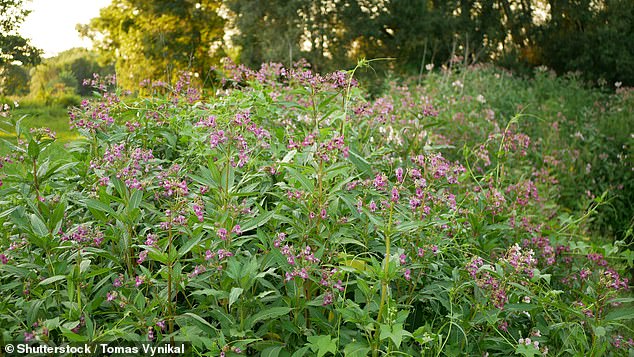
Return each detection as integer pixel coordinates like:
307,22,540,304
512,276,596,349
322,292,334,306
137,251,148,264
391,187,400,202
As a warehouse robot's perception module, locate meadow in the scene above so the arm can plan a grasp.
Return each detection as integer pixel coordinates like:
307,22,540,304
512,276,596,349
0,61,632,356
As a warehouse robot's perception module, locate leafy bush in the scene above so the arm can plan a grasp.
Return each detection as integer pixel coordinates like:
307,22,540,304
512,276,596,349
0,64,631,356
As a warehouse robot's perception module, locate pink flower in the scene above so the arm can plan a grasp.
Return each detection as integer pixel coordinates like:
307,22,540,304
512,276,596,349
373,173,387,190
391,187,400,202
395,167,404,183
137,251,148,264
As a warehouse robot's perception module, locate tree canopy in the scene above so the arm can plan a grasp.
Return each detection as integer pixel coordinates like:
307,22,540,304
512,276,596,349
0,0,41,66
0,0,41,95
73,0,634,89
79,0,226,90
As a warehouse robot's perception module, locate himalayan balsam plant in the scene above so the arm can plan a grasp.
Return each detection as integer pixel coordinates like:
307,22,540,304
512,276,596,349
0,61,632,356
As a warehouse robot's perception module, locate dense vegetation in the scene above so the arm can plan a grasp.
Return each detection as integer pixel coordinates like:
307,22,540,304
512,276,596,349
0,61,631,355
78,0,634,90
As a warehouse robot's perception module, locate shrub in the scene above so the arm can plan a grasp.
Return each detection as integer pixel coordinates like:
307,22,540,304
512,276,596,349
0,65,631,355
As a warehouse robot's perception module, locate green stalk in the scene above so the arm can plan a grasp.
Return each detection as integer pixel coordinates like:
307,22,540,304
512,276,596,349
167,227,175,342
374,201,395,355
76,248,82,313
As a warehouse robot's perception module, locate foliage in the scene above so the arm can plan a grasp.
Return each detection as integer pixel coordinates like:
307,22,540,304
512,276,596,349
79,0,226,90
0,0,41,95
538,0,634,86
0,0,41,67
0,63,29,96
417,64,633,241
0,62,632,356
28,48,113,104
225,0,634,86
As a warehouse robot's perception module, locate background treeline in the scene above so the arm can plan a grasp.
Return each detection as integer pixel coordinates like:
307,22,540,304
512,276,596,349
3,48,113,105
2,0,633,96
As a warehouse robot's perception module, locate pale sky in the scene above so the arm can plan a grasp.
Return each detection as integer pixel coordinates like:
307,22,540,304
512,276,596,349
19,0,112,58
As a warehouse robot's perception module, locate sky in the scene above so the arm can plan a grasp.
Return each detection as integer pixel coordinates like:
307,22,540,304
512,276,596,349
19,0,112,58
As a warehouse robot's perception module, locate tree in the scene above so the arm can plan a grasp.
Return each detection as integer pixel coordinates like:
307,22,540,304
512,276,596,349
29,48,114,101
79,0,226,90
226,0,362,73
0,0,41,95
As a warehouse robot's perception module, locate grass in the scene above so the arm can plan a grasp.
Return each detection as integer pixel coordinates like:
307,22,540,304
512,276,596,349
0,101,78,156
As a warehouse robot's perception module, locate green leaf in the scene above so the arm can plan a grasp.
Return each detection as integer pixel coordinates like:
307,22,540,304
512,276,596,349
347,148,371,175
27,300,43,326
39,275,66,285
178,234,202,258
307,335,337,357
0,206,18,219
290,347,310,357
208,309,235,329
229,287,244,310
605,307,634,322
145,247,169,265
593,325,606,337
515,343,541,357
112,177,127,198
379,323,409,348
27,138,39,159
240,209,275,233
261,346,285,357
343,341,370,357
128,189,143,210
30,213,48,237
245,307,293,329
285,166,315,191
84,199,115,215
50,199,67,233
181,312,217,335
220,163,236,193
80,259,91,274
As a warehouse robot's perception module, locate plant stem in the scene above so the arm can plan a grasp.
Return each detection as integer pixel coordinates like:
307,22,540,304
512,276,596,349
374,201,395,355
167,227,175,342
